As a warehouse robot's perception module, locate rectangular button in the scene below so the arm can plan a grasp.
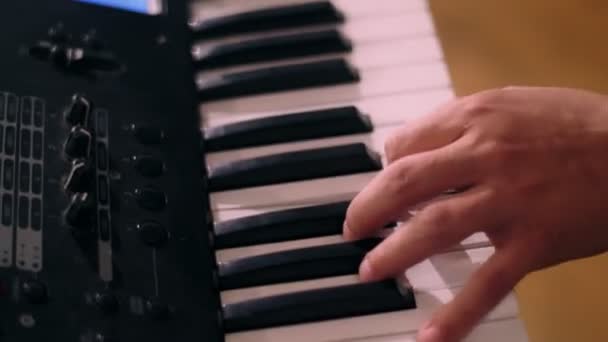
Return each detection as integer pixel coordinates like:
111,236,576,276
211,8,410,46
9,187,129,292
19,162,30,193
198,58,359,101
21,99,32,126
2,194,12,226
96,110,108,138
99,209,110,241
32,165,42,194
195,29,352,70
6,95,17,123
222,280,415,333
20,129,31,158
192,1,344,40
98,175,108,205
18,196,28,229
3,160,14,191
0,126,4,152
32,132,43,160
218,238,381,290
31,199,41,231
208,143,381,192
33,99,44,127
5,127,15,155
0,93,5,120
97,142,108,170
204,106,372,152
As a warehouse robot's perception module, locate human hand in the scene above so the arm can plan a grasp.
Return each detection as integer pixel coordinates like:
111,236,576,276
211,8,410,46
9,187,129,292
343,86,608,341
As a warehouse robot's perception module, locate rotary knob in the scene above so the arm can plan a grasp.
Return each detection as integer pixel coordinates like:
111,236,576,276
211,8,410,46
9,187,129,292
21,279,48,304
64,126,92,159
64,94,92,126
64,193,95,229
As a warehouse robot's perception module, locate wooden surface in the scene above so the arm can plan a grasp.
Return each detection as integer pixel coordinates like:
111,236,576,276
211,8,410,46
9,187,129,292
429,1,608,341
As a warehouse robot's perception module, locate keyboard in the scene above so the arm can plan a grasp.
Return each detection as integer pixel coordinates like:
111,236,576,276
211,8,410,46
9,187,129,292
193,0,529,341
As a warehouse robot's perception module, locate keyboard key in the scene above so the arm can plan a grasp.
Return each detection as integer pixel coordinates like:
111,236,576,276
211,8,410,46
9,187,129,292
5,127,15,155
222,280,415,333
192,1,344,40
214,201,350,248
194,29,352,70
204,106,372,152
199,58,359,101
219,238,381,290
208,143,381,192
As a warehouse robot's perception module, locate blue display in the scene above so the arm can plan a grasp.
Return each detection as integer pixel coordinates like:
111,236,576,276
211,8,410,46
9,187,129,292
78,0,162,14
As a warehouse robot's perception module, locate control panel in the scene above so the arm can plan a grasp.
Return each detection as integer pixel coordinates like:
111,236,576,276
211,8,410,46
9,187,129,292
0,1,220,341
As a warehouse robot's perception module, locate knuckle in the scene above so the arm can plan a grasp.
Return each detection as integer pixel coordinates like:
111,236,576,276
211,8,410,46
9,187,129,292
383,161,416,196
460,90,503,119
383,134,401,162
423,203,455,231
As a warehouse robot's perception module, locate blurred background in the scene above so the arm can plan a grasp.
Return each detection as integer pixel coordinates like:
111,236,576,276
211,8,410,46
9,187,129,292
429,1,608,341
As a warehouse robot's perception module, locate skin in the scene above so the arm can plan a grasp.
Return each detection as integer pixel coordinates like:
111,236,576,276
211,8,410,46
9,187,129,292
342,86,608,342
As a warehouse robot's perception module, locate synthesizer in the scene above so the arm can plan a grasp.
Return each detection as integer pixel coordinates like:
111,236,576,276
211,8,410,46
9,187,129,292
0,0,529,341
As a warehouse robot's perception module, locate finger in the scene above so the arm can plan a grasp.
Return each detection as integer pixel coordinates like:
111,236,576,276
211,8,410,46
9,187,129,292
384,98,467,164
344,136,478,241
416,248,528,342
357,186,497,282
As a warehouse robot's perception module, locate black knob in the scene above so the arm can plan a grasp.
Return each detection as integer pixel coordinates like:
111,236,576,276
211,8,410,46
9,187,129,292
94,291,119,315
64,160,92,193
65,127,92,159
21,279,48,304
130,123,165,145
136,221,168,247
64,94,92,126
132,155,165,178
134,187,167,211
65,193,95,229
145,298,171,320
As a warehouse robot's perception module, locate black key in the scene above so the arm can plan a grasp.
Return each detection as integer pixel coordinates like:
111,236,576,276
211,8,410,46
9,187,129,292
20,130,31,158
214,201,349,248
18,196,29,229
208,143,381,192
205,106,372,152
219,238,381,290
192,1,344,40
195,29,352,70
198,58,359,101
222,280,416,333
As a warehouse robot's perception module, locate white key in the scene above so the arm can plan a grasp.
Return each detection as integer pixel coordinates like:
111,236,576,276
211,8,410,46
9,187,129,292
196,35,444,78
200,62,451,114
203,88,454,129
192,11,436,55
357,318,528,342
191,0,429,27
206,124,396,167
223,286,519,342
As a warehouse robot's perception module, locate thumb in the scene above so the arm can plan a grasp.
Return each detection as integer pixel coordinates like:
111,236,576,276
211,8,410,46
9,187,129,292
416,248,527,342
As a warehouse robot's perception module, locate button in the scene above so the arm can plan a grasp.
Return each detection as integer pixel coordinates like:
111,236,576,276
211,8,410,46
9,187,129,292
20,129,31,158
99,209,110,242
3,160,14,190
31,199,41,231
7,96,18,123
19,162,30,193
21,279,48,304
136,221,168,248
96,110,108,137
64,160,92,193
132,155,164,178
98,175,109,205
94,291,118,315
0,126,4,152
96,142,108,170
5,127,15,155
64,94,92,126
2,194,13,226
145,298,171,320
131,123,165,145
0,94,5,120
64,193,94,229
32,165,42,194
21,100,32,126
33,132,43,160
64,127,92,159
18,196,29,229
33,100,44,127
134,187,166,211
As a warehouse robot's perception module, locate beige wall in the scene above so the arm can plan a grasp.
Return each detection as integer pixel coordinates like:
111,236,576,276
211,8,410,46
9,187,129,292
429,1,608,341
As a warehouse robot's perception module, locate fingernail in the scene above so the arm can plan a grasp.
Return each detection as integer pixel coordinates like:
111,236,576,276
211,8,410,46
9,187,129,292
343,221,355,241
417,322,442,342
359,258,374,282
